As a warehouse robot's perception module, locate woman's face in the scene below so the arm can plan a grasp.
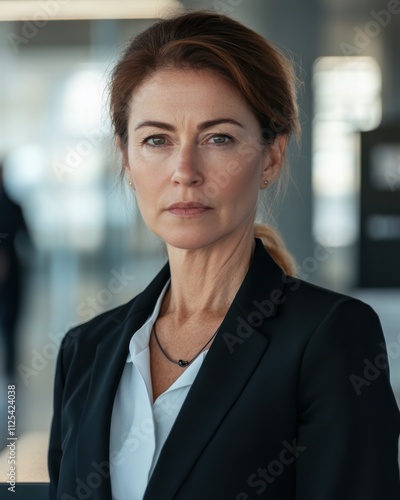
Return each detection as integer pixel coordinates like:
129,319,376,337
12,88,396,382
122,68,283,250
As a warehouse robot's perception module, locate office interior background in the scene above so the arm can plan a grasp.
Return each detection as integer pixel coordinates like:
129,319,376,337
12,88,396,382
0,0,399,484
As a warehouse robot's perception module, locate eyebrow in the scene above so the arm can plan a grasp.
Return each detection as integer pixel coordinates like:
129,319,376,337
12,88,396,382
134,118,244,132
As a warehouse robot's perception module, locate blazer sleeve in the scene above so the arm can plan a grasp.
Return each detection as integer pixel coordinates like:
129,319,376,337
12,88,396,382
295,298,400,500
47,334,67,500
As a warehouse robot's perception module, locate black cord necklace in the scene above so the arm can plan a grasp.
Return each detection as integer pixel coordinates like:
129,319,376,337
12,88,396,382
152,322,219,368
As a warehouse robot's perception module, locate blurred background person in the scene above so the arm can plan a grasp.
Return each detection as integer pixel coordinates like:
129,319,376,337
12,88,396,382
0,163,30,383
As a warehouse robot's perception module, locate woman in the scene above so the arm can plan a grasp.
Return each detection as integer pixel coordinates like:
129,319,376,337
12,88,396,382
48,11,400,500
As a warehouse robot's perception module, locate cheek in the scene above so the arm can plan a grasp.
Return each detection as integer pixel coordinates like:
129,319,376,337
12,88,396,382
128,153,154,189
128,165,157,216
133,177,160,212
225,142,263,177
225,156,262,201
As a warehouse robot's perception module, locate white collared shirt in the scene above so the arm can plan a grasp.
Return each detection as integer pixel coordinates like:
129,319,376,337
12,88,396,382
109,280,209,500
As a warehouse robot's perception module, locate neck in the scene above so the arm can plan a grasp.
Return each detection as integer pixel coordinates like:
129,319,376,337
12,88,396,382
162,229,255,320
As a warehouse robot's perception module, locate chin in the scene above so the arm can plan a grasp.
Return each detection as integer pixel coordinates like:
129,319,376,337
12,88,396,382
157,227,225,251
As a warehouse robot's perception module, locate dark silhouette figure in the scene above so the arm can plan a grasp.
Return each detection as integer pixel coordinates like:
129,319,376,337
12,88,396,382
0,165,29,380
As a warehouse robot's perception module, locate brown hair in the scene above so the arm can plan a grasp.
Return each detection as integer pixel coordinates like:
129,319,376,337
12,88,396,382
109,11,299,275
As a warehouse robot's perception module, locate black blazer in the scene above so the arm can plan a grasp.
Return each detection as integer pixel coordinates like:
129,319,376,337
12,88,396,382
48,239,400,500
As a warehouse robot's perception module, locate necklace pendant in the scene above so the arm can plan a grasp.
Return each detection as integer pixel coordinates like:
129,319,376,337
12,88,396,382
178,359,189,367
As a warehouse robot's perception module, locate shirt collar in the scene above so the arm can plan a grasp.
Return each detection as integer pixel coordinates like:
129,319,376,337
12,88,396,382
126,277,209,397
127,278,171,363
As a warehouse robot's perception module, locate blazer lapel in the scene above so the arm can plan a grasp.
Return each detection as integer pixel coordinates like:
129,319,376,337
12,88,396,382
74,263,171,498
144,240,287,499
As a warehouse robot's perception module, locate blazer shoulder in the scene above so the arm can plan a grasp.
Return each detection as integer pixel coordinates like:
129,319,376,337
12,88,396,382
285,273,368,304
281,274,379,326
60,294,140,355
58,260,170,359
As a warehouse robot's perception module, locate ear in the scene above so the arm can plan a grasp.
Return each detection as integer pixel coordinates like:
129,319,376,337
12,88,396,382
116,136,134,188
261,135,286,184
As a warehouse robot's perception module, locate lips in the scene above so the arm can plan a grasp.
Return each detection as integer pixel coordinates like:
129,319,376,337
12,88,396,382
166,202,211,217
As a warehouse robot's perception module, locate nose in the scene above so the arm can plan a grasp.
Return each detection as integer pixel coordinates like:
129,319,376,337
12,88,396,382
170,144,203,187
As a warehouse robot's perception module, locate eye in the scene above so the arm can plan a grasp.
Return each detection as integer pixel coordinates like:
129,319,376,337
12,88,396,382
142,135,167,146
208,134,233,145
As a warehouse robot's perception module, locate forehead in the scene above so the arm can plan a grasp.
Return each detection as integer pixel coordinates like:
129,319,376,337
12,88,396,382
129,68,253,119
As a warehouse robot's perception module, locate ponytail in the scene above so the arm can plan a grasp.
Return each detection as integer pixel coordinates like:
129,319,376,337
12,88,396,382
254,224,297,276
